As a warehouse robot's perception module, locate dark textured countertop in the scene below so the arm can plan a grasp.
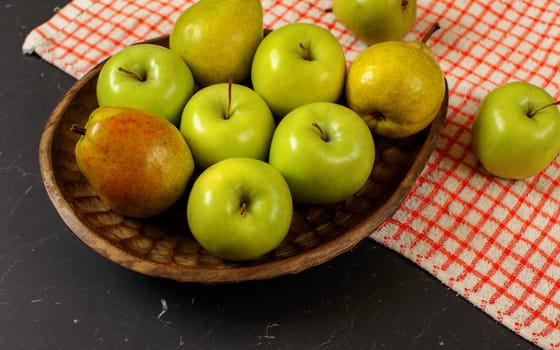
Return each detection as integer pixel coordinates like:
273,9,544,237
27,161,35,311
0,1,538,349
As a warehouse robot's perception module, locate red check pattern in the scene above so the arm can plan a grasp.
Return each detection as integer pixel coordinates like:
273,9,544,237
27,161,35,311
23,1,560,348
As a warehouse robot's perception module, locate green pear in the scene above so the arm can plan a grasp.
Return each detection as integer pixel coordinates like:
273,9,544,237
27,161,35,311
71,106,195,218
333,0,416,44
169,0,263,87
345,23,445,138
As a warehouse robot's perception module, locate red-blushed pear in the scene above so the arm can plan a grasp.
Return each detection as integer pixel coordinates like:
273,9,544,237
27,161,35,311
187,158,293,261
71,106,194,218
472,81,560,179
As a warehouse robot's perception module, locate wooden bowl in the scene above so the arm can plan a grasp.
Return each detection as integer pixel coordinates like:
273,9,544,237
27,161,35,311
38,36,448,284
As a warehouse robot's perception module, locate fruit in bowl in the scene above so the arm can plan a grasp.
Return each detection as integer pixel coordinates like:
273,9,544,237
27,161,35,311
180,81,275,169
39,0,448,281
170,0,264,86
345,23,445,138
40,40,446,281
268,102,375,205
187,158,293,261
96,43,195,125
71,106,195,218
251,22,347,119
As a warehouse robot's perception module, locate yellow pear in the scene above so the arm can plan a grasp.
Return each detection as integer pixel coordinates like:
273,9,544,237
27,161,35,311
346,23,445,138
169,0,263,87
333,0,417,45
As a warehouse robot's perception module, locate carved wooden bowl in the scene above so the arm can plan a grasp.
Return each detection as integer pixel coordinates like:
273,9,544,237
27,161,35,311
38,37,448,283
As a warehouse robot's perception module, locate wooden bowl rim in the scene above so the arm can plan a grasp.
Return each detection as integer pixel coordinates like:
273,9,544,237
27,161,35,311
38,37,448,283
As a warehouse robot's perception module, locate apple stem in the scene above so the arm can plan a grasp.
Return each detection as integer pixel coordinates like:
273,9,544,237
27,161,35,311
70,124,86,135
421,22,441,44
299,43,311,61
226,75,233,120
118,67,147,82
527,100,560,118
240,202,247,218
312,122,329,142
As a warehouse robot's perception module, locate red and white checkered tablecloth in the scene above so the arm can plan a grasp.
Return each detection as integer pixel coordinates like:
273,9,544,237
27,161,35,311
23,1,560,348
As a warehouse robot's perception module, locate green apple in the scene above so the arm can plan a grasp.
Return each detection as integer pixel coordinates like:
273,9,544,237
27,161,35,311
187,158,293,261
472,81,560,179
333,0,417,44
251,22,347,118
180,81,275,169
96,44,195,125
268,102,375,205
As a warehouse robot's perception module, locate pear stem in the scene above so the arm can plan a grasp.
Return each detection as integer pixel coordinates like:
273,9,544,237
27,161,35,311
312,122,329,142
240,202,247,218
421,22,441,44
527,100,560,118
70,124,86,135
118,67,146,82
